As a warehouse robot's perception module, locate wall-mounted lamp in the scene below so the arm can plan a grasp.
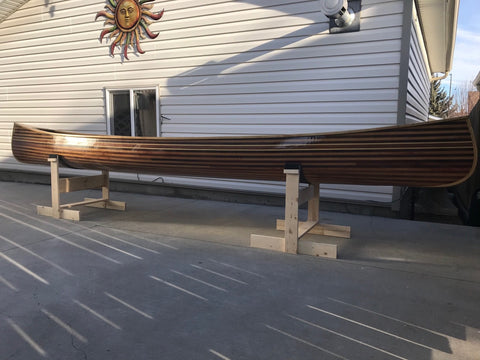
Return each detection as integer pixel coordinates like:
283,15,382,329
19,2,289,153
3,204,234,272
318,0,361,34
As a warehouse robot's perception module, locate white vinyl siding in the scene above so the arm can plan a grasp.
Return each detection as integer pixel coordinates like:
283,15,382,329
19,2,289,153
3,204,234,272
406,20,430,123
0,0,409,203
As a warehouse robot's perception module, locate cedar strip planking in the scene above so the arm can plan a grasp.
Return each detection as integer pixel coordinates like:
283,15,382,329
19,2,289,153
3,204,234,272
11,116,477,187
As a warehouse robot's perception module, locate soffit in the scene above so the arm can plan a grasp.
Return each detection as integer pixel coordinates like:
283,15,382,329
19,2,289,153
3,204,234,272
0,0,30,24
416,0,459,74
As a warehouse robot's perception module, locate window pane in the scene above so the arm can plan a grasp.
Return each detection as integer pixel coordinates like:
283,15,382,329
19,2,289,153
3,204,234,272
134,90,157,137
110,91,131,136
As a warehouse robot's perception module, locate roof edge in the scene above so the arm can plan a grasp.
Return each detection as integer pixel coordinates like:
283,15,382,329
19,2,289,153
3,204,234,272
0,0,31,24
415,0,460,77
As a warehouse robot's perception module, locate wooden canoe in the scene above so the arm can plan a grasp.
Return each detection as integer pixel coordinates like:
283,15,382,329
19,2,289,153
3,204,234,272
11,117,478,187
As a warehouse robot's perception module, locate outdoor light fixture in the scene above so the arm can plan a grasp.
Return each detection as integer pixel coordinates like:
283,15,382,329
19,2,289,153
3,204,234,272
319,0,361,33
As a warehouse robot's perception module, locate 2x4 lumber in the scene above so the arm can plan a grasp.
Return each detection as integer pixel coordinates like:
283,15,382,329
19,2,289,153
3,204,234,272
60,198,108,209
101,170,109,201
312,223,351,238
250,234,285,252
284,169,300,254
37,206,80,221
249,234,337,259
275,220,319,239
48,157,60,218
38,156,124,221
276,220,351,239
59,175,106,193
59,198,126,210
307,184,320,222
298,240,337,259
298,220,319,238
84,198,126,211
298,185,315,205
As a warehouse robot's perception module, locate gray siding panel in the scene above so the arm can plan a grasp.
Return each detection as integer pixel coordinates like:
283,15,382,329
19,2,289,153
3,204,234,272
0,0,406,203
406,21,430,123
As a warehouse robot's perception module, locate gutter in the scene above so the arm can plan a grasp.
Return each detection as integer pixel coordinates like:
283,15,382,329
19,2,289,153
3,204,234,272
415,0,460,82
473,71,480,91
444,0,460,78
431,0,459,82
412,4,432,80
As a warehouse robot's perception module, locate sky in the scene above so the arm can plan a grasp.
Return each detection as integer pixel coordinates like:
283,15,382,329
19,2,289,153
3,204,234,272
442,0,480,92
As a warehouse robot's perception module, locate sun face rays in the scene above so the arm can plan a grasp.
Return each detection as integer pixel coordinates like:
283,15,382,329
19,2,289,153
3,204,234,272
96,0,164,60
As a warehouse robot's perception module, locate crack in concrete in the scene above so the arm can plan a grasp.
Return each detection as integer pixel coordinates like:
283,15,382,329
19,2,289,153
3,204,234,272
71,334,88,360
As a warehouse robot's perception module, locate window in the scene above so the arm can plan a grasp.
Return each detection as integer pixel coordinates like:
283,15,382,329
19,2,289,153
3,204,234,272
106,88,161,136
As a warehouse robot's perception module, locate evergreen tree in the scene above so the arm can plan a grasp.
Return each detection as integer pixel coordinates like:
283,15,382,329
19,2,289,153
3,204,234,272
429,80,453,118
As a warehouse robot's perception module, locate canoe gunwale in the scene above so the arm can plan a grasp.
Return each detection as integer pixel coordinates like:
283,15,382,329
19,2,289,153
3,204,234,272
15,115,472,141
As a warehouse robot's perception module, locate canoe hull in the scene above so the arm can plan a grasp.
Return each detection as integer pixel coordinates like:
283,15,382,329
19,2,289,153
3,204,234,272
11,117,478,187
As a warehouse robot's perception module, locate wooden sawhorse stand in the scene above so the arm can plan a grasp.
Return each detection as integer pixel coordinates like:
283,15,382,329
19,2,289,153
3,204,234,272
250,169,350,259
37,155,126,221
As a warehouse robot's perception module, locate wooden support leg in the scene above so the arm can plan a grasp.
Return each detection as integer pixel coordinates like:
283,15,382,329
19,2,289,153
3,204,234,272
49,155,61,219
284,169,300,254
308,184,320,223
84,170,126,211
37,155,81,220
102,170,109,202
250,170,349,259
37,158,125,220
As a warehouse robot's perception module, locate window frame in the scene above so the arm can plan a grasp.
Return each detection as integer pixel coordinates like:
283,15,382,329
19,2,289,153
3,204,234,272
105,87,161,137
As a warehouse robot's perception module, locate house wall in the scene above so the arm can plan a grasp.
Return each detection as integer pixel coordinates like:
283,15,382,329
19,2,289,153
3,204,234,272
405,11,430,123
0,0,409,203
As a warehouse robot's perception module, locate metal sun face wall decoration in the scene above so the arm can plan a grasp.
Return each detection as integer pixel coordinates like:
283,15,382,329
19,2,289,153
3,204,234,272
95,0,164,60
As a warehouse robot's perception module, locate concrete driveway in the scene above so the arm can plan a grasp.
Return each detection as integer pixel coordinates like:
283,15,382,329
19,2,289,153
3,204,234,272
1,181,479,359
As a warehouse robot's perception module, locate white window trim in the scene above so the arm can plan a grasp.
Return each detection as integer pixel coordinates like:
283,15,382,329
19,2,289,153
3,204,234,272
105,87,161,137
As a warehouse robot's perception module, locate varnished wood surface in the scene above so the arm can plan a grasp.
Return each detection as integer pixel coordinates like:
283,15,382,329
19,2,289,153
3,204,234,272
11,117,478,187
